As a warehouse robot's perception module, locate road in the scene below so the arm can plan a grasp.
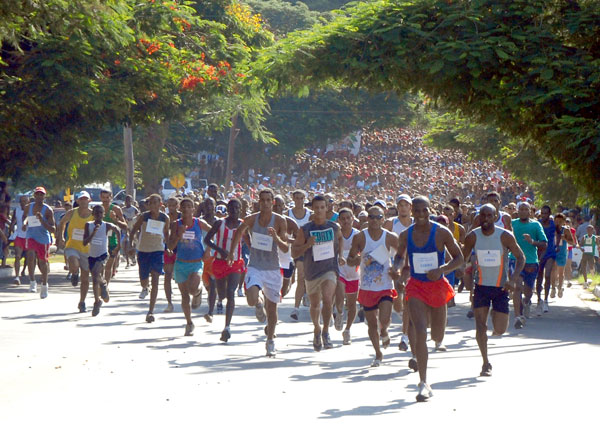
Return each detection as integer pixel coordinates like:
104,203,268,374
1,262,598,425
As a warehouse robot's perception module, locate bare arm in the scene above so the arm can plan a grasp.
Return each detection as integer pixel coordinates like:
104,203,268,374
270,215,288,252
347,231,365,267
291,227,315,258
204,220,228,259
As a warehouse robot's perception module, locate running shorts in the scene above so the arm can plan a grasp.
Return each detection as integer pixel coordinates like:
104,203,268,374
245,266,283,304
164,250,177,265
138,251,164,280
405,276,455,308
339,276,359,294
64,247,89,271
202,255,215,286
305,271,337,296
88,253,108,276
26,238,50,262
14,236,27,250
358,289,397,310
174,260,203,284
213,258,246,280
473,285,509,314
510,260,538,289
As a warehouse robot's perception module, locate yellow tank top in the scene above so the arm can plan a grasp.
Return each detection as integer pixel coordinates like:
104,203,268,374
66,207,92,253
452,222,461,242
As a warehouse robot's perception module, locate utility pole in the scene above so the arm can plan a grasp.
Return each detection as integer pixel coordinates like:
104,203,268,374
225,113,240,188
123,124,136,199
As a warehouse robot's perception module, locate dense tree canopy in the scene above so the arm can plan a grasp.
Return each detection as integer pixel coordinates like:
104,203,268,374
255,0,600,200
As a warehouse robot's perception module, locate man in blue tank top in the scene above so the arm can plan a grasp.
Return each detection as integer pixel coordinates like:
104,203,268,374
535,205,556,315
391,196,463,402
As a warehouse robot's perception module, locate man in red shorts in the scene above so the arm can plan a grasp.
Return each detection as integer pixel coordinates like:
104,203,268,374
204,198,246,342
391,196,463,402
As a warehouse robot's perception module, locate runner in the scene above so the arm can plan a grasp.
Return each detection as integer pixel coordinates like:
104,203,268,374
462,204,524,376
510,202,547,329
391,196,463,402
99,190,128,298
228,188,288,357
564,217,578,288
10,195,28,285
121,195,139,268
292,194,343,351
273,195,298,298
288,190,312,321
535,206,556,314
129,194,170,323
57,191,91,311
337,208,359,344
383,194,413,351
22,187,55,298
163,197,181,313
348,206,398,366
200,197,220,320
551,213,573,298
579,225,599,286
83,205,121,316
168,198,211,336
203,198,246,342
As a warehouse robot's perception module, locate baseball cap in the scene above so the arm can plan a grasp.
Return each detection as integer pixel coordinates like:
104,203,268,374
77,191,91,200
34,186,46,194
396,194,412,204
373,199,386,209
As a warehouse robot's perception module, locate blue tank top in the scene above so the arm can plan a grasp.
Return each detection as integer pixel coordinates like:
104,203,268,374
541,219,556,254
175,218,205,262
25,204,52,244
407,222,445,282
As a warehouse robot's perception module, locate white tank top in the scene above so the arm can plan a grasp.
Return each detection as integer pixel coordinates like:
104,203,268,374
339,228,360,280
288,207,311,227
15,206,27,239
88,222,108,258
360,229,393,292
495,212,509,229
392,216,413,235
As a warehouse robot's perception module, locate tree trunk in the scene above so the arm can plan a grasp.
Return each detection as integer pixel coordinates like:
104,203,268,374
137,122,169,197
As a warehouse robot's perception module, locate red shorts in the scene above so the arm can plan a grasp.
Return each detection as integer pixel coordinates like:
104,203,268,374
358,289,397,308
339,276,359,294
14,237,27,250
202,255,215,286
25,238,50,262
213,258,246,279
164,250,177,265
405,277,455,308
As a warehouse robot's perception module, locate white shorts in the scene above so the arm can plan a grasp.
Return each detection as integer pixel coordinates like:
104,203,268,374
245,266,283,304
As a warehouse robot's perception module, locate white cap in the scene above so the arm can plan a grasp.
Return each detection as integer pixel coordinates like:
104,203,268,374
396,194,412,204
77,191,91,200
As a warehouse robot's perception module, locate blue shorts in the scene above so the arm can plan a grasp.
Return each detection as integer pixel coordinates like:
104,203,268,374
241,242,250,266
568,249,573,260
174,260,203,284
556,254,567,267
510,259,538,289
473,285,509,314
445,271,455,288
539,255,555,273
138,251,164,280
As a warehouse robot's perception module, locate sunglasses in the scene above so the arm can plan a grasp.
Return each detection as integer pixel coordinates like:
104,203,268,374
368,214,383,220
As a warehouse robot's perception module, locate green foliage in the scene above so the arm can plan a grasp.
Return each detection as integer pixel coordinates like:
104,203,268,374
254,0,600,201
246,0,321,36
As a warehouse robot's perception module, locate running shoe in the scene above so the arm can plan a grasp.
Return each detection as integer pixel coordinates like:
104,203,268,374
146,313,155,323
191,289,202,309
334,311,343,331
13,276,20,285
92,300,102,317
138,287,149,300
342,329,351,345
480,362,492,377
78,301,86,313
70,273,79,287
543,300,549,313
266,339,276,357
466,309,474,319
40,284,48,299
184,322,195,336
322,332,333,349
371,358,382,367
408,358,418,372
237,288,244,297
100,284,110,303
163,303,174,313
566,281,572,288
216,301,223,314
220,328,231,343
29,280,37,293
313,332,322,351
514,316,525,329
302,294,309,307
523,301,531,318
434,341,447,352
536,301,543,317
204,313,213,323
398,334,409,351
66,272,71,280
290,308,299,321
255,302,266,323
416,381,433,402
381,334,390,349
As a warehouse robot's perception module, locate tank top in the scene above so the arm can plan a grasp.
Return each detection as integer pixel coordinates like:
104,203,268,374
407,223,445,282
452,222,461,242
339,228,360,280
214,220,242,261
249,213,280,271
540,219,556,254
360,229,393,291
301,220,340,281
103,204,118,247
137,211,168,253
278,226,294,268
66,207,91,252
392,216,412,235
25,204,52,245
175,218,205,262
15,206,27,239
495,212,509,229
288,207,311,227
473,226,508,287
88,222,108,258
582,234,597,255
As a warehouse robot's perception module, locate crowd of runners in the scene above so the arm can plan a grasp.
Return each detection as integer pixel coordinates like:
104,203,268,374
1,128,599,403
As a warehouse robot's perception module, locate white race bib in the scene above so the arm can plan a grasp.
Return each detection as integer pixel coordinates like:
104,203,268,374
146,219,165,235
183,230,195,241
584,246,593,253
369,244,390,266
413,252,438,274
313,241,335,261
477,249,501,267
252,232,273,251
72,228,85,241
27,216,41,227
91,237,104,246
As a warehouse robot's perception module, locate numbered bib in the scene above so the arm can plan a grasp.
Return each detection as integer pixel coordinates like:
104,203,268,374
72,228,85,241
146,219,165,235
369,244,390,266
183,230,195,241
252,232,273,251
313,241,334,261
584,246,593,253
477,249,501,267
27,216,41,227
413,252,438,274
91,237,104,246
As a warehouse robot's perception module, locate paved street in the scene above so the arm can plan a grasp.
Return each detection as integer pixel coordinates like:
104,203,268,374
1,263,599,424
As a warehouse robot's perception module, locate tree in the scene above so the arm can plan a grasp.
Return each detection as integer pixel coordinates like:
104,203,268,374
254,0,600,201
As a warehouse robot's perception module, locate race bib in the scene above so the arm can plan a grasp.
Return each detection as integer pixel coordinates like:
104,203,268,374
369,244,390,266
27,216,41,227
72,228,85,241
584,246,593,253
183,230,195,241
91,237,104,246
413,252,438,274
477,249,501,267
343,249,350,259
146,219,165,235
252,232,273,251
313,241,334,261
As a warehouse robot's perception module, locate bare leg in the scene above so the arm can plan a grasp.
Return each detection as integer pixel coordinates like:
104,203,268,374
407,298,430,383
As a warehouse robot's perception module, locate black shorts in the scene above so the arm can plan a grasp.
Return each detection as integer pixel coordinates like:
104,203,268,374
281,261,295,279
363,296,394,312
473,285,509,314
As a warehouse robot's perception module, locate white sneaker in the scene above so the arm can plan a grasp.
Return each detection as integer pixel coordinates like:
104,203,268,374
523,301,531,318
255,302,266,323
139,287,149,299
29,280,37,293
237,288,244,297
434,341,447,352
40,284,48,299
342,329,351,345
266,339,276,357
416,381,433,402
543,300,549,313
13,276,21,285
399,334,409,351
302,294,309,307
290,307,299,321
536,301,543,317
